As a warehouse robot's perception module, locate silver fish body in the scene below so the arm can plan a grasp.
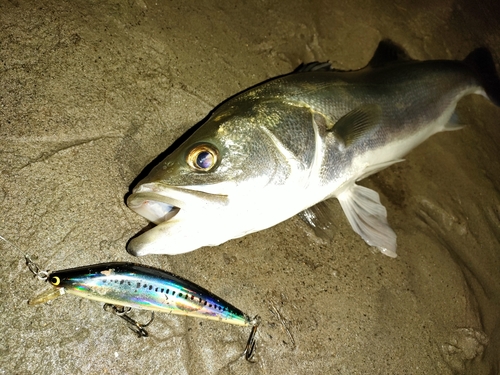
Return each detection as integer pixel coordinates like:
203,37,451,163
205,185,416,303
126,42,500,257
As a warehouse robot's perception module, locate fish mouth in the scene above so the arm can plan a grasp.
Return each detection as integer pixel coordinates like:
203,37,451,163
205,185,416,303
127,185,182,225
126,183,230,256
127,182,228,224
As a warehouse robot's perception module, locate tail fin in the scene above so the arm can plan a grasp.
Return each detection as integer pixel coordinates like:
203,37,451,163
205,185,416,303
464,48,500,107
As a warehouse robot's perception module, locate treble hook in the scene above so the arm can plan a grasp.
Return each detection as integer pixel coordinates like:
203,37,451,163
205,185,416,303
104,304,155,338
243,316,261,362
24,255,49,281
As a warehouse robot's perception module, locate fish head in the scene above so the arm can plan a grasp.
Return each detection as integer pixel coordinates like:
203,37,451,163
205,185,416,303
127,102,294,256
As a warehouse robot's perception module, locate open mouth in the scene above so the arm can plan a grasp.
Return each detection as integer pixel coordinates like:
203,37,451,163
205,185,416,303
127,195,180,224
127,182,230,227
126,183,230,256
127,184,183,224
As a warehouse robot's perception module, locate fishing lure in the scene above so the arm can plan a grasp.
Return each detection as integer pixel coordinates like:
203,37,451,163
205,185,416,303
25,256,260,361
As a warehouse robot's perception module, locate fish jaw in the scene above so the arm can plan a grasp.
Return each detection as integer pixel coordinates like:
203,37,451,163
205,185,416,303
127,183,226,224
126,181,320,256
127,218,225,256
126,183,232,255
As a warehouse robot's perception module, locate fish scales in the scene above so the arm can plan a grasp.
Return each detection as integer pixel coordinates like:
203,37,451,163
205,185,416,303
125,41,500,257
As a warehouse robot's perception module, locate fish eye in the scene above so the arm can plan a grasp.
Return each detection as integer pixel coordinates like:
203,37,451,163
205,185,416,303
50,276,60,286
186,144,218,171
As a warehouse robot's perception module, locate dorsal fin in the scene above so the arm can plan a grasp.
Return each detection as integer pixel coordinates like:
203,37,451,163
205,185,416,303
293,61,333,73
367,40,412,68
294,40,412,74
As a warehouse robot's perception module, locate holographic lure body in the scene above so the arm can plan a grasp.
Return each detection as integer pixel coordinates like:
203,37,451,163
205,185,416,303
27,259,259,360
42,262,251,326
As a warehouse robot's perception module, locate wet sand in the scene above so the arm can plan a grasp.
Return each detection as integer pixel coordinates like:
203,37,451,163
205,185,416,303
1,1,499,374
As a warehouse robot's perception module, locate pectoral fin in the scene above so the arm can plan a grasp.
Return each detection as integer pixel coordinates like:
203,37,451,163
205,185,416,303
332,105,382,147
337,183,397,257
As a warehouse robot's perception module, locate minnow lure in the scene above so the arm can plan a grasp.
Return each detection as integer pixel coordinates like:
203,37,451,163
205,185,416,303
25,256,260,361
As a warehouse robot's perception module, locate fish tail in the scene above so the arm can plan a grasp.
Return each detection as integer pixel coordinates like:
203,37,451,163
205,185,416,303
464,48,500,107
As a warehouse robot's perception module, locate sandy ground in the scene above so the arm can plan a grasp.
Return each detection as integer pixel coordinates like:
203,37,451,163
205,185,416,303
1,1,499,374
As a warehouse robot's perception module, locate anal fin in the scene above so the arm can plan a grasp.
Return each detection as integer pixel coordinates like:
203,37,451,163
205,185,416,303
337,183,397,257
443,111,465,131
356,159,405,182
298,198,341,241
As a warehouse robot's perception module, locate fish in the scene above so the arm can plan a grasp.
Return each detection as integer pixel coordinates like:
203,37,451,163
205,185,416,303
126,40,500,257
26,257,259,360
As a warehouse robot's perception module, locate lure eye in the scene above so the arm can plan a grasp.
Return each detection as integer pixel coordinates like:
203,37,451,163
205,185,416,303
50,276,60,286
187,144,218,171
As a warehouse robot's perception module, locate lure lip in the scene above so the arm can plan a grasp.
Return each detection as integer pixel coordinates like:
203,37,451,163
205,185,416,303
28,286,65,305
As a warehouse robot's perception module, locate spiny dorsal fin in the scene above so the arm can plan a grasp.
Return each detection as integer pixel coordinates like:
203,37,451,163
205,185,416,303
294,40,412,74
331,104,382,147
293,61,333,73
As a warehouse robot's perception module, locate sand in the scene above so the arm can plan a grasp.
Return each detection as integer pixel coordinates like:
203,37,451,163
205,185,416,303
1,1,499,374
